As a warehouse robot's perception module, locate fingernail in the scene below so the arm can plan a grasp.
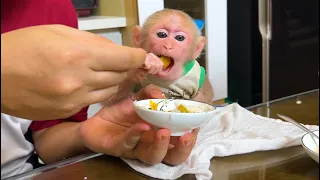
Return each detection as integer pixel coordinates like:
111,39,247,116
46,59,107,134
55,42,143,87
161,134,170,141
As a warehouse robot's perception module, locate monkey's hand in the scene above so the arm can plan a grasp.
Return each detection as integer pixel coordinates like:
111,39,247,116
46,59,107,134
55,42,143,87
142,53,164,75
129,69,148,82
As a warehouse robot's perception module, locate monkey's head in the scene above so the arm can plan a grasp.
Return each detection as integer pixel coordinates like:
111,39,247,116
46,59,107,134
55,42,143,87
133,9,206,80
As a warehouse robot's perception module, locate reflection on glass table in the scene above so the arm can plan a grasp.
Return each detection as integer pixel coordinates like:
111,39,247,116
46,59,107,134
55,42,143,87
4,90,319,180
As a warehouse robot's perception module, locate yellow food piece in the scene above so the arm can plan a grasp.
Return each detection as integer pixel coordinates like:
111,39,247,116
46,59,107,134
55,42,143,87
149,100,158,110
177,104,190,113
159,56,172,69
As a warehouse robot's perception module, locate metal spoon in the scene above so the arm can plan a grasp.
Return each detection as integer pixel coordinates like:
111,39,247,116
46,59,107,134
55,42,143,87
277,114,319,145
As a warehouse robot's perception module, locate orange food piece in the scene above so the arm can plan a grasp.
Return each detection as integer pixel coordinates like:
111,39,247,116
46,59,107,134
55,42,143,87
177,104,190,113
159,56,172,69
149,100,158,110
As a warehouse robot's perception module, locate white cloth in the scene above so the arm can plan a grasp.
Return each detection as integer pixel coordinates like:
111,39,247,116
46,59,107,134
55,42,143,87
122,103,319,180
1,114,34,179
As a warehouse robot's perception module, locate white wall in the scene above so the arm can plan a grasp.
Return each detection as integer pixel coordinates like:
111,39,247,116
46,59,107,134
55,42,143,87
205,0,228,101
137,0,164,25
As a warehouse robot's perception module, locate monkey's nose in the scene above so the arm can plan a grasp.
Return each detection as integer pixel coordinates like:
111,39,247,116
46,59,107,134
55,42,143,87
163,45,174,50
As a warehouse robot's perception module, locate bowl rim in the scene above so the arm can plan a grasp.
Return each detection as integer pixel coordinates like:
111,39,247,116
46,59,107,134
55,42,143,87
133,98,216,115
300,130,319,156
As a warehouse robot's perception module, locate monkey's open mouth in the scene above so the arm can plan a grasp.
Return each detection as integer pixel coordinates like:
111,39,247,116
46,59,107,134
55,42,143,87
157,55,174,73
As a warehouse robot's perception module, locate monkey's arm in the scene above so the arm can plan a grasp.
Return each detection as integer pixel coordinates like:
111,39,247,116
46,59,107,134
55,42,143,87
192,76,213,103
101,78,137,106
101,68,146,106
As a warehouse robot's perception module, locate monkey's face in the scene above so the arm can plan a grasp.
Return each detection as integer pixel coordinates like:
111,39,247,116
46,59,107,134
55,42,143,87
143,15,195,80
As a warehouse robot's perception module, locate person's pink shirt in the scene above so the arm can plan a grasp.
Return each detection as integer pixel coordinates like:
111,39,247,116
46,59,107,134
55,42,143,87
1,0,89,131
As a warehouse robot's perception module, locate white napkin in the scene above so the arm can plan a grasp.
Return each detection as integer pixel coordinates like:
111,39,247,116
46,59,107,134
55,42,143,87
121,103,319,180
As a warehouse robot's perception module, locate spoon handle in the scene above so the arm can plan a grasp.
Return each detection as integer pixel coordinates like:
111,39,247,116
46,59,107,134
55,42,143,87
277,114,319,140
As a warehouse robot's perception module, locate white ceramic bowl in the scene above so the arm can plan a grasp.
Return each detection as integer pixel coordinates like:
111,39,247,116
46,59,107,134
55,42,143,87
301,130,319,163
133,99,216,136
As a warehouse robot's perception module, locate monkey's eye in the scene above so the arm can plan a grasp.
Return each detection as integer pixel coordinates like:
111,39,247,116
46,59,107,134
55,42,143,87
175,35,185,41
156,32,168,38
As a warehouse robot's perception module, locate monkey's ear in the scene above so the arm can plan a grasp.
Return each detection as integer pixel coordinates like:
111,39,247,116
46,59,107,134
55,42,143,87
192,36,206,59
132,25,142,47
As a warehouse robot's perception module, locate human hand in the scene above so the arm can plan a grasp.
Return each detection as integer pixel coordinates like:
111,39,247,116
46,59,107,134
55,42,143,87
79,85,199,165
1,25,146,120
129,53,164,82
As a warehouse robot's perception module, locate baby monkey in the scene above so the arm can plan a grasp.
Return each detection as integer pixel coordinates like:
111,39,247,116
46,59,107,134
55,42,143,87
104,9,213,105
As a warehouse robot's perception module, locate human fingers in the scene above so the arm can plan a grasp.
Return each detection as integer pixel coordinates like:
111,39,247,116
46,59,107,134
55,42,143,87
133,129,171,164
50,26,143,73
86,71,128,91
106,123,152,158
45,25,115,44
163,128,199,165
86,85,120,105
88,44,147,72
132,84,165,101
169,128,199,146
48,24,140,75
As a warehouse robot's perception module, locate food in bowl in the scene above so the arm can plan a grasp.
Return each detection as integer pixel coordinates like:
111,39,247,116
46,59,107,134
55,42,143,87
139,99,212,113
133,99,216,136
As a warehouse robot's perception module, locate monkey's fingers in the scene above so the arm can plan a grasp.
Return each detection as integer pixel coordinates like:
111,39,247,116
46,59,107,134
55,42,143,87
141,63,151,70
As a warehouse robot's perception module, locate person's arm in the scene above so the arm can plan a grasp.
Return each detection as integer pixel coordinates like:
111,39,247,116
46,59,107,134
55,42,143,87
30,106,91,164
192,76,214,103
32,121,90,164
1,25,147,120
